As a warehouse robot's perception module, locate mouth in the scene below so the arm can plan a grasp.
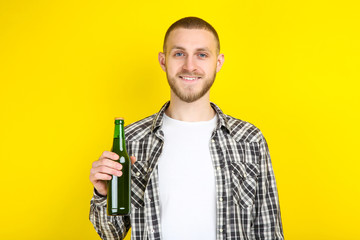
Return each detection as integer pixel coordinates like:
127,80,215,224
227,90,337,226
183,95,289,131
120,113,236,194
179,76,201,82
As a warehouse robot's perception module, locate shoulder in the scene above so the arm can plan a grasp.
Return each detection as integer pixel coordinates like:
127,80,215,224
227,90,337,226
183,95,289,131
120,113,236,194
225,114,265,143
211,102,265,143
124,114,156,141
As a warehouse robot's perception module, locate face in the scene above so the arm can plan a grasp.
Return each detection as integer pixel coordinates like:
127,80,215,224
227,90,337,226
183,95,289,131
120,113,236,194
159,28,224,103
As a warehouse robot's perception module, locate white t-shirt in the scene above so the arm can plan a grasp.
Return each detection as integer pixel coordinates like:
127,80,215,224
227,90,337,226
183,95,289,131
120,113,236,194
158,113,217,240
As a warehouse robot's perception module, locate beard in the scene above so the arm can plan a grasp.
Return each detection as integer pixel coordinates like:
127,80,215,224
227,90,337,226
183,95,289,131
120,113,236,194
166,70,217,103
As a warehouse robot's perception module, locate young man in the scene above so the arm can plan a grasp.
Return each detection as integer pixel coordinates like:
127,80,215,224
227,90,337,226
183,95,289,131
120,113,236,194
89,17,284,240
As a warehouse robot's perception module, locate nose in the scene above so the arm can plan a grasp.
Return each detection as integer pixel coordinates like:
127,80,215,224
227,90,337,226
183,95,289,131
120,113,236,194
183,56,197,72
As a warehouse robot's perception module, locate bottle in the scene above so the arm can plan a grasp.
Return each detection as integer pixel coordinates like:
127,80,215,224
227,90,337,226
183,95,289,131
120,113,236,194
107,117,131,216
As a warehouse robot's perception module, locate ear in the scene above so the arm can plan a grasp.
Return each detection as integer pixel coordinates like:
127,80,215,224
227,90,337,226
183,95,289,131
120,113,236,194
158,52,166,72
216,53,225,73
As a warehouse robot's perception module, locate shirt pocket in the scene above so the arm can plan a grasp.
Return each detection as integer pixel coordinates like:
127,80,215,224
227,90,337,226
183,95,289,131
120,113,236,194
231,161,260,209
131,161,149,209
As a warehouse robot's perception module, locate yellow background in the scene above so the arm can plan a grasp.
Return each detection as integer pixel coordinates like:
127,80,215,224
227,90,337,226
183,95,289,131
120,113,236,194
1,0,359,239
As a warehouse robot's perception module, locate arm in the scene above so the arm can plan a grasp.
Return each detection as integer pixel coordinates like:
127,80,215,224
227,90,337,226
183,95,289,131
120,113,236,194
89,151,136,239
251,134,284,240
89,189,130,240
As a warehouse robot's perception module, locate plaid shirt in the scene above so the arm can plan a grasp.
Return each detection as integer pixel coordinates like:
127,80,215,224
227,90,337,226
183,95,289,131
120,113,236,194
90,101,284,240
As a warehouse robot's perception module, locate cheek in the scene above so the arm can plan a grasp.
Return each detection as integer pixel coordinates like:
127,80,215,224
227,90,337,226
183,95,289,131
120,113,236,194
198,59,216,69
166,61,181,73
201,63,216,74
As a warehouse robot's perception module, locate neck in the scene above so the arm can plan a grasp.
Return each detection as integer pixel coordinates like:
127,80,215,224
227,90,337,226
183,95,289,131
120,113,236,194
165,92,215,122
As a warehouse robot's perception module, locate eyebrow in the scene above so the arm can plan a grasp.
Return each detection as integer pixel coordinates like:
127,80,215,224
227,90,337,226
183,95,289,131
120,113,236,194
170,45,212,52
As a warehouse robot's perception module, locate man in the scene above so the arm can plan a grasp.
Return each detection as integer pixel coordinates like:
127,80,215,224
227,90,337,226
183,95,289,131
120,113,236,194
89,17,284,240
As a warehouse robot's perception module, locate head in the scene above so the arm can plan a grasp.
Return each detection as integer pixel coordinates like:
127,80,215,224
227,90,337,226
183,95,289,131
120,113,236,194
163,17,221,55
158,17,224,103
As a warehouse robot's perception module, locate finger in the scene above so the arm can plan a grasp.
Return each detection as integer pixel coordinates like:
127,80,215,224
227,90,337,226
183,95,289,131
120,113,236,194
130,156,136,165
91,172,112,182
99,151,119,161
93,158,122,170
94,165,123,177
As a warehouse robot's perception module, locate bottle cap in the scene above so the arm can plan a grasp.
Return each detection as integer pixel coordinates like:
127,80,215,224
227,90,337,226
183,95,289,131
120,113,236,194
115,117,124,120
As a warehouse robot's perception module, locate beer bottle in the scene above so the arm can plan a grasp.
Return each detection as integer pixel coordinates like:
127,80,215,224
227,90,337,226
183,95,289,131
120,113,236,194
107,117,131,216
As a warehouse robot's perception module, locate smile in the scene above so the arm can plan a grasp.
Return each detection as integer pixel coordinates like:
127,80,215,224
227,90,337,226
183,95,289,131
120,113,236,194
179,76,201,81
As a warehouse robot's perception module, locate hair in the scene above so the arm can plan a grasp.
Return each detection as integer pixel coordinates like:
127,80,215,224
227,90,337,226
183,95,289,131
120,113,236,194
163,16,220,54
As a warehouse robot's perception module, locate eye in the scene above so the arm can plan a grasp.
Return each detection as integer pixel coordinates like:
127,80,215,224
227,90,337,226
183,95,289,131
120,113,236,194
198,53,207,58
175,52,184,57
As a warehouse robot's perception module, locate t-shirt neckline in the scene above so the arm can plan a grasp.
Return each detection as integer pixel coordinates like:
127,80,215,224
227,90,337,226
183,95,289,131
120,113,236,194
163,112,217,125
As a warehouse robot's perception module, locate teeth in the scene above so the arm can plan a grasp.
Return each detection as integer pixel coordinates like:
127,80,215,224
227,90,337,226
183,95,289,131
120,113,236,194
182,77,197,80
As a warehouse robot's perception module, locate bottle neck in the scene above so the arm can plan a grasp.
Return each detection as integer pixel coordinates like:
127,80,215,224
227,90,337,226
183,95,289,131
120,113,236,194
114,120,126,152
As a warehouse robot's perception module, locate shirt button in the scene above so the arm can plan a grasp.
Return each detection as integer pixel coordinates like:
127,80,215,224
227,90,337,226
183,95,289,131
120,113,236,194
148,168,152,172
219,228,223,233
136,172,140,177
217,167,221,171
212,139,215,143
219,197,223,202
150,228,155,233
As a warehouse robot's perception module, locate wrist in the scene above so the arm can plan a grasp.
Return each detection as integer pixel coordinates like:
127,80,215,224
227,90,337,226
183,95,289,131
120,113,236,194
92,188,107,207
94,188,107,197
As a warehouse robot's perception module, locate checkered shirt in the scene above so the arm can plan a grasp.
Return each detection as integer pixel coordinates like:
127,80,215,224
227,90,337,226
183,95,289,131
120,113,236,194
89,101,284,240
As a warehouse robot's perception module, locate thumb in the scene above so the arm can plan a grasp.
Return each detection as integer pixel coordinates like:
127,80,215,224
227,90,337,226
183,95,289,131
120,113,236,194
130,156,136,165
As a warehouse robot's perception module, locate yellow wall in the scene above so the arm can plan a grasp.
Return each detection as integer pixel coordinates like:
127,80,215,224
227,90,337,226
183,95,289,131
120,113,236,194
1,0,359,239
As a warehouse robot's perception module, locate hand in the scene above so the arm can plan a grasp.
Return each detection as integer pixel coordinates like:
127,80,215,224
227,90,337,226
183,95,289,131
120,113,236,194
90,151,136,196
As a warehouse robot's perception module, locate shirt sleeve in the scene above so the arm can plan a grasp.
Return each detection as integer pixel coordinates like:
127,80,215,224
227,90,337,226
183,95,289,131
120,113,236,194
89,188,131,240
251,133,284,240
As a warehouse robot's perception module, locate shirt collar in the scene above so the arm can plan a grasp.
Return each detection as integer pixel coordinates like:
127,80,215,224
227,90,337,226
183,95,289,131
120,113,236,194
150,101,231,133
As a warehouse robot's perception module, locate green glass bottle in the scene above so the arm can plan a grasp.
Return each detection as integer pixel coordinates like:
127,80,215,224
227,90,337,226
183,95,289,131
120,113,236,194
107,117,131,216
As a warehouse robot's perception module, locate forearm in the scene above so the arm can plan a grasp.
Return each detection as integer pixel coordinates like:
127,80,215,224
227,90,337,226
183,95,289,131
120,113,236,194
251,135,284,239
89,189,131,240
251,185,284,239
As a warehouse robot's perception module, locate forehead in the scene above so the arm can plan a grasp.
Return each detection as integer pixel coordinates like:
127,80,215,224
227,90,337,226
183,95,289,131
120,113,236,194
166,28,217,52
